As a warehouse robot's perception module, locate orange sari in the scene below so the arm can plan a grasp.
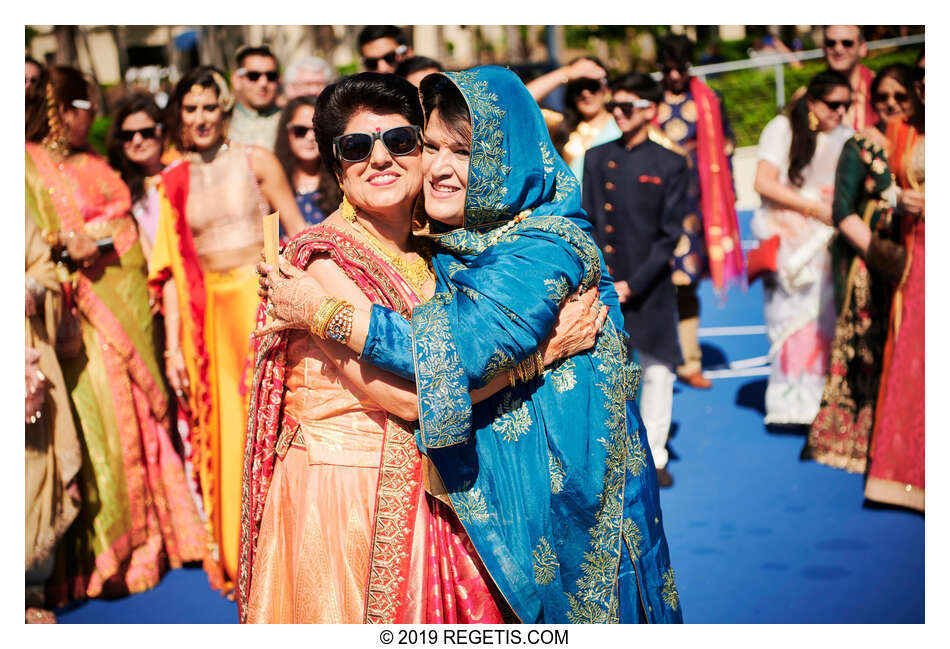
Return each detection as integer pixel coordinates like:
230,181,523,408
239,226,507,623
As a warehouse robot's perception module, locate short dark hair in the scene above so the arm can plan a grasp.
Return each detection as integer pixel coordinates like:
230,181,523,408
395,56,443,79
420,74,471,143
107,92,165,204
25,55,42,69
235,44,278,69
657,34,694,66
609,72,663,104
357,25,408,49
314,72,424,178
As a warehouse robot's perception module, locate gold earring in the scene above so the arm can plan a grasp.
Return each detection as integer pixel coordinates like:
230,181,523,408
808,110,819,131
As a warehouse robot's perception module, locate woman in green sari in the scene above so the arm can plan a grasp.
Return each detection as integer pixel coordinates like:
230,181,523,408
25,66,208,605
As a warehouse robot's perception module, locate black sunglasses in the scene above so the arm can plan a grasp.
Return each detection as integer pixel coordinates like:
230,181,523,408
659,63,689,75
362,45,408,70
239,69,279,83
824,38,856,49
333,125,422,163
605,99,653,117
567,78,606,95
821,99,852,112
874,91,909,104
118,126,160,142
288,125,314,139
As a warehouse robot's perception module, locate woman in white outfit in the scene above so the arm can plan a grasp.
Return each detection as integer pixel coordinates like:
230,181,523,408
752,70,853,426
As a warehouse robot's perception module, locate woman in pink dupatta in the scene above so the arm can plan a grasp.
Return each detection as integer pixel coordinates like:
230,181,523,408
238,74,510,623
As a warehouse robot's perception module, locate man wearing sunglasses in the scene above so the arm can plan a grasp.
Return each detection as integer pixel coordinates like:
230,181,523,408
822,25,876,130
583,72,688,489
229,44,282,150
357,25,413,74
655,34,741,392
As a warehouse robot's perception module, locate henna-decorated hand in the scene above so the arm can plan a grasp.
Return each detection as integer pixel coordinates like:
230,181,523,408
541,287,608,365
253,259,327,337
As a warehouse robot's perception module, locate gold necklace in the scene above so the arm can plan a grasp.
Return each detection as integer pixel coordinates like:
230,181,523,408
340,195,433,294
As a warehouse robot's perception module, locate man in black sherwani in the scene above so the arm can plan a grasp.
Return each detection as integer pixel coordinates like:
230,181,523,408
582,71,688,488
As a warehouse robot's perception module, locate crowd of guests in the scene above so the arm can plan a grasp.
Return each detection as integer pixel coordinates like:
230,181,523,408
24,24,923,625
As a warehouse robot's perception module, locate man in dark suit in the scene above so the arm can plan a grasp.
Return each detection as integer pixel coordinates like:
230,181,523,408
583,72,687,488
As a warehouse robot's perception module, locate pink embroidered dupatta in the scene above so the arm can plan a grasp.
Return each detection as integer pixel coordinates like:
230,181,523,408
691,77,744,292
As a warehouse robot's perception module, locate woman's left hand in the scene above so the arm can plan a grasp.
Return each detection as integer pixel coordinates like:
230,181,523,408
540,287,608,365
253,260,327,337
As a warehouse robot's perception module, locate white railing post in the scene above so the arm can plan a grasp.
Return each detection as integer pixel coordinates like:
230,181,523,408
774,62,785,111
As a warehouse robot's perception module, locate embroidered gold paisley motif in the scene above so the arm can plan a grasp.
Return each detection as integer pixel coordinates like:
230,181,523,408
453,487,491,524
481,349,516,387
622,519,643,559
661,567,679,611
544,276,571,303
492,395,532,443
549,454,566,494
532,537,559,585
551,359,578,393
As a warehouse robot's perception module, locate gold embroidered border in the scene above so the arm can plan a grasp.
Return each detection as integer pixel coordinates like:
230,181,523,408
364,418,422,624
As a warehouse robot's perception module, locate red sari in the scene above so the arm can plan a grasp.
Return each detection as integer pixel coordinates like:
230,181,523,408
864,121,925,511
238,226,507,623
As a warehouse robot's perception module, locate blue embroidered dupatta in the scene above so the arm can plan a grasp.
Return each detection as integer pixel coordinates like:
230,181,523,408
362,66,682,623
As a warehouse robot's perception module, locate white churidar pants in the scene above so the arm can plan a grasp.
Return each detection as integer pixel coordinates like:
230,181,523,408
637,350,675,470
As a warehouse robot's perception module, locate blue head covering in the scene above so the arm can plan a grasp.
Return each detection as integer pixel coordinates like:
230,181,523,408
422,66,583,228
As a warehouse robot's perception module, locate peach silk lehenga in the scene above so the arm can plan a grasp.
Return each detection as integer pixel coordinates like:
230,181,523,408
238,225,509,623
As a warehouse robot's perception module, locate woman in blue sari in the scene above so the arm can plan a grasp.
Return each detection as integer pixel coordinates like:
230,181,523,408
258,66,681,624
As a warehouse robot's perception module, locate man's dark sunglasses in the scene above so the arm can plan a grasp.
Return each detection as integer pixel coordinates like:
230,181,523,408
288,125,315,139
824,38,856,49
333,125,422,163
240,69,279,83
362,45,408,70
567,78,606,95
874,91,909,104
659,63,689,75
118,126,160,142
821,99,852,111
605,99,652,117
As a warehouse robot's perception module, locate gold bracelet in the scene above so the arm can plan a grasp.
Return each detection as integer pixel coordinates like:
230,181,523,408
325,303,354,344
321,301,349,340
310,297,341,338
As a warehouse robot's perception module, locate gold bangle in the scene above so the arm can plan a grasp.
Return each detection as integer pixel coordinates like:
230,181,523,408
321,301,348,340
310,297,340,338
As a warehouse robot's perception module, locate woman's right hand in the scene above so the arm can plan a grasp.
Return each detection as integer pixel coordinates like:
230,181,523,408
63,230,100,267
164,346,189,398
564,58,607,83
540,287,608,365
253,260,327,337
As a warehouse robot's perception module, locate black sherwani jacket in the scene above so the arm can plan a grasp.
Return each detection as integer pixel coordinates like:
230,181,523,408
582,138,687,367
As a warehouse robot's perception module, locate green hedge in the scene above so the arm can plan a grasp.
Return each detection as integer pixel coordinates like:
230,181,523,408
707,47,922,148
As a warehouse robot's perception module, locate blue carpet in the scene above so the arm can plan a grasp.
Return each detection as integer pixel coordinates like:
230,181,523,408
56,210,924,624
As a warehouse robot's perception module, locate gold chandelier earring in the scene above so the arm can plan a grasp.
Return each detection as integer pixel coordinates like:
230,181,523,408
808,110,819,132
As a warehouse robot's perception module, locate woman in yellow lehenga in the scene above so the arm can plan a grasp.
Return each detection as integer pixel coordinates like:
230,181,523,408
25,66,208,607
148,66,305,593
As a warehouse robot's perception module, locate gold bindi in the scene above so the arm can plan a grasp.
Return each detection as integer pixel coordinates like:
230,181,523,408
189,84,205,97
440,137,450,147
